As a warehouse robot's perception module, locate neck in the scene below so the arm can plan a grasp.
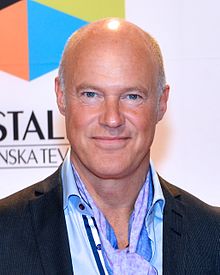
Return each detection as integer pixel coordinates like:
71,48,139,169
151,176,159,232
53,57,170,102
72,160,149,210
71,155,150,216
71,155,150,249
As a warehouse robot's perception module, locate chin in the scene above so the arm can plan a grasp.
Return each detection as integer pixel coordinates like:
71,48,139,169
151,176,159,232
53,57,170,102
89,163,134,180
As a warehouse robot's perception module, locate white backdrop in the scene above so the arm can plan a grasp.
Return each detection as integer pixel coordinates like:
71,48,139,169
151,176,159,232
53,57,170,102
126,0,220,206
0,0,220,206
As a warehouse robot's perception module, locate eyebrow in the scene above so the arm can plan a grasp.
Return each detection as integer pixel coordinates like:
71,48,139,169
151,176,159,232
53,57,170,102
75,83,150,95
76,84,101,91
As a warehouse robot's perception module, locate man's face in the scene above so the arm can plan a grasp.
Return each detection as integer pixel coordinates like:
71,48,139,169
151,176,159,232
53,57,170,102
56,34,168,180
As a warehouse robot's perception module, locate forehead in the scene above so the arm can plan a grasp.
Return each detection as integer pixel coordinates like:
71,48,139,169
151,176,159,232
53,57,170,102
64,29,158,90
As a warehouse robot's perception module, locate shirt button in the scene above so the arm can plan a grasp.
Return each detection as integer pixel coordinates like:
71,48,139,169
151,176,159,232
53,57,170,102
96,244,101,250
79,203,85,210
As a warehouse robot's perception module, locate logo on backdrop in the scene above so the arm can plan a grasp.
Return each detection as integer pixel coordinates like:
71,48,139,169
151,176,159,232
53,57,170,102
0,0,124,169
0,0,125,80
0,109,69,169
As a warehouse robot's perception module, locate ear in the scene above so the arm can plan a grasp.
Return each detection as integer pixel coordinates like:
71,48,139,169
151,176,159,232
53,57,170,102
157,84,170,122
55,77,66,116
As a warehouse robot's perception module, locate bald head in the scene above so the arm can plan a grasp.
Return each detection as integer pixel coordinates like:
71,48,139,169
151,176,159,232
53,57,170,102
58,18,166,95
55,18,170,181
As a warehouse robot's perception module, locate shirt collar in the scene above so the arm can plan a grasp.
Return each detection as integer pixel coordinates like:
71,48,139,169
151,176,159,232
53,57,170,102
61,150,93,216
148,159,165,218
61,150,80,209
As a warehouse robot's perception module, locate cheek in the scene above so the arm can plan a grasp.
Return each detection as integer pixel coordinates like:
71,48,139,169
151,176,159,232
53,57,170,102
136,119,157,142
128,105,158,133
65,104,97,136
64,105,82,140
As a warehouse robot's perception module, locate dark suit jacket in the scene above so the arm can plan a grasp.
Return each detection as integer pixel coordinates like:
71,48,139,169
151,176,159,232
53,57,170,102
0,168,219,275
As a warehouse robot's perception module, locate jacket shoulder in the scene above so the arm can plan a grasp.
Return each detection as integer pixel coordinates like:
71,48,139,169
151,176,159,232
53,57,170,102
160,176,220,226
0,167,61,214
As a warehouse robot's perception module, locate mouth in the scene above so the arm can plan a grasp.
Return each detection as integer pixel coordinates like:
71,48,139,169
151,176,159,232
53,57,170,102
91,136,131,149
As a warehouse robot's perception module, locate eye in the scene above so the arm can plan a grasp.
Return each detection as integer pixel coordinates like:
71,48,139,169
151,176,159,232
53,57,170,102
79,89,103,105
83,91,97,98
126,94,142,100
121,92,145,106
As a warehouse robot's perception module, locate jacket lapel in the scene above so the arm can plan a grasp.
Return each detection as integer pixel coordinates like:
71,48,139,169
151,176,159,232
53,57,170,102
160,177,187,275
29,169,73,275
27,170,188,274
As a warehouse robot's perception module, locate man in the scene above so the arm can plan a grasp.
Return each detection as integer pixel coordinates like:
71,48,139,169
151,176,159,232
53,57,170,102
0,18,219,275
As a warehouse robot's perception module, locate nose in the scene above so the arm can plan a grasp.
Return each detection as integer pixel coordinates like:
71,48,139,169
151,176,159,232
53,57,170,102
99,97,125,128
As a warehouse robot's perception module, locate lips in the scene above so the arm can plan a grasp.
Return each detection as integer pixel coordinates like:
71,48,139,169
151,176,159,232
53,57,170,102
91,136,131,149
92,136,130,140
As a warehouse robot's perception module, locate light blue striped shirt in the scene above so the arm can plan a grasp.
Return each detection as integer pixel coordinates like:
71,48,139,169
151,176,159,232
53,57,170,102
62,150,165,274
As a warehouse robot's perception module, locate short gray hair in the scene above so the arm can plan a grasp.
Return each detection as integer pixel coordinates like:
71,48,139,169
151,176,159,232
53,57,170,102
142,32,166,94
